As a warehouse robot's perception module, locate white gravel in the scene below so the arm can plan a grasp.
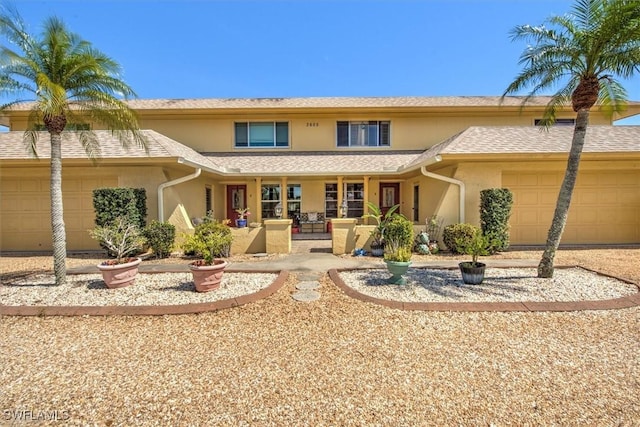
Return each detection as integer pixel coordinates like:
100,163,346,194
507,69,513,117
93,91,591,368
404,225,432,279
339,267,638,302
0,272,277,306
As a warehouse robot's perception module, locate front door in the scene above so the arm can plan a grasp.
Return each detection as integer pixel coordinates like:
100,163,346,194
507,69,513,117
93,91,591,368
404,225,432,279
227,185,247,221
379,183,400,216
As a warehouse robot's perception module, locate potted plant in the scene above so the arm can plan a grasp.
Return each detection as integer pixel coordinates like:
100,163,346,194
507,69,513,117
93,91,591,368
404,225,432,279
382,214,414,284
362,202,399,257
181,217,232,292
235,207,250,228
456,228,497,285
89,217,146,288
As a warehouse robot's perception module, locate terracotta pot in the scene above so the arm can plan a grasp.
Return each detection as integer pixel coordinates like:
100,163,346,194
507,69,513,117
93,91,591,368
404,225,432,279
459,262,486,285
97,257,142,289
189,259,228,292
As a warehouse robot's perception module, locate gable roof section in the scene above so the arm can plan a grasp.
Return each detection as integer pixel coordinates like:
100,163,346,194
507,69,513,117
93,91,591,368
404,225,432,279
404,125,640,171
0,129,224,173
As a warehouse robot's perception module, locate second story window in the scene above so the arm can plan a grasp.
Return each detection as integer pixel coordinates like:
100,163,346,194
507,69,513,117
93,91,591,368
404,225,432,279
336,121,390,147
235,122,289,148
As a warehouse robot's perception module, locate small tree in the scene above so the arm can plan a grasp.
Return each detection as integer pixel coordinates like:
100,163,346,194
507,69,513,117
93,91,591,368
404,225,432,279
362,202,400,247
143,221,175,259
90,217,146,263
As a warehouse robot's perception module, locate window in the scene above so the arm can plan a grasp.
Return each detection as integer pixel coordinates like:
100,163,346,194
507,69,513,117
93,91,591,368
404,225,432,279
325,184,338,218
344,183,364,217
205,186,212,214
534,118,575,126
336,121,390,147
235,122,289,148
261,184,281,218
287,184,301,221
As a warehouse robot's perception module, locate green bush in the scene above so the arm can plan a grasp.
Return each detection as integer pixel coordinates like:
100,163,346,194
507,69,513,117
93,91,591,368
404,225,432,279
143,221,176,259
480,188,513,252
443,223,479,254
181,218,232,264
93,188,147,228
383,214,414,261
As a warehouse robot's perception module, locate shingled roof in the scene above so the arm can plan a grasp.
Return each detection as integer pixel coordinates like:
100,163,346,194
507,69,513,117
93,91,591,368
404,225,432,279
0,130,224,172
2,126,638,175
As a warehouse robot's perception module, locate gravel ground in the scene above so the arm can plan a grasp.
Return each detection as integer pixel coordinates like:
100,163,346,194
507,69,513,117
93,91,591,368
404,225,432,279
1,249,639,425
340,267,637,302
1,272,277,306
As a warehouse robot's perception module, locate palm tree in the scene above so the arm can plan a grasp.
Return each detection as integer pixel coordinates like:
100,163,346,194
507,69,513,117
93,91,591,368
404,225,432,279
0,7,146,285
503,0,640,278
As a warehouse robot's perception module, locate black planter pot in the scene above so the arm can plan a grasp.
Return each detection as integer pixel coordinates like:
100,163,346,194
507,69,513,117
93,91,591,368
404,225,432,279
458,262,486,285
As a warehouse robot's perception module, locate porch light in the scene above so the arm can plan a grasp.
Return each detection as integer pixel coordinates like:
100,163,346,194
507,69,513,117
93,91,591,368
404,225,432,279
274,202,283,219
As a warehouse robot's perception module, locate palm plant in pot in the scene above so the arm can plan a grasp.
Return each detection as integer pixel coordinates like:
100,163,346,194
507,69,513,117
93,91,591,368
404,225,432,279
455,227,498,285
89,217,146,288
181,217,232,292
383,214,414,285
362,202,399,257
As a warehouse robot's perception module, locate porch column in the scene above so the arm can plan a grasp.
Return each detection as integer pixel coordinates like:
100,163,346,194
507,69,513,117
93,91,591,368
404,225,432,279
363,176,370,221
337,176,344,216
281,177,288,218
255,177,262,222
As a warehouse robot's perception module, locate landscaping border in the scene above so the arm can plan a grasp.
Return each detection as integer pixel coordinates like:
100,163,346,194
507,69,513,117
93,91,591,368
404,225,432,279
328,267,640,312
0,270,289,316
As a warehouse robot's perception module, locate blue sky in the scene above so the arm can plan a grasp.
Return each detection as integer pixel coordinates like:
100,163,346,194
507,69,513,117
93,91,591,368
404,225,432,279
7,0,640,124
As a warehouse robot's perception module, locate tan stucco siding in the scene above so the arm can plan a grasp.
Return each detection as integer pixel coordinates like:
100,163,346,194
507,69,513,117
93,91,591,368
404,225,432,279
134,112,609,153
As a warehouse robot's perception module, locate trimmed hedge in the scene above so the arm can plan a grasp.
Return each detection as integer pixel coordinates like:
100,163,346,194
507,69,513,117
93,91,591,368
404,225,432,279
443,223,479,254
480,188,513,252
93,188,147,228
143,221,176,259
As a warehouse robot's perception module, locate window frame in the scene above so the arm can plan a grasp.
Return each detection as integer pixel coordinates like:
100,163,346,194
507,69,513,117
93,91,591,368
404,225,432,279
234,121,289,148
261,184,281,219
336,120,391,148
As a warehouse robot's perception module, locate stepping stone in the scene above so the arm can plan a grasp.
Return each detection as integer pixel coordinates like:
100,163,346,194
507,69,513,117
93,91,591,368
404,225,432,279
253,253,268,258
296,281,320,291
298,273,322,281
292,290,321,302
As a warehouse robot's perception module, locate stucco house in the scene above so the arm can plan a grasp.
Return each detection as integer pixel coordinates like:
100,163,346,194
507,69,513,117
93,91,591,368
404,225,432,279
1,96,639,252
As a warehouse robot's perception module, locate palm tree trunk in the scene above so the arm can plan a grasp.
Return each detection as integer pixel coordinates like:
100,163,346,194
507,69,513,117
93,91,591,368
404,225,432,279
538,109,590,278
50,132,67,285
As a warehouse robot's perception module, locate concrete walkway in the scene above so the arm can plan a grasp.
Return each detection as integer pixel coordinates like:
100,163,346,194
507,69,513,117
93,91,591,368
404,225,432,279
68,252,540,275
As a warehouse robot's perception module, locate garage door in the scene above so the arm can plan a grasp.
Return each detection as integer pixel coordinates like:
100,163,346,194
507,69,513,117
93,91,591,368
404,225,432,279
503,170,640,245
1,176,118,251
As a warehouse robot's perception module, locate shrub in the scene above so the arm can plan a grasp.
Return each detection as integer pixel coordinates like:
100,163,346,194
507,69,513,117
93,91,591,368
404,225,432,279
480,188,513,252
181,218,232,264
143,221,176,259
93,188,147,228
443,223,479,254
383,214,414,262
89,217,146,263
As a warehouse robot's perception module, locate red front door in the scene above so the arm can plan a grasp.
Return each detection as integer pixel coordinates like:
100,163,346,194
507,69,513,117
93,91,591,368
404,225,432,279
227,185,247,221
379,183,400,216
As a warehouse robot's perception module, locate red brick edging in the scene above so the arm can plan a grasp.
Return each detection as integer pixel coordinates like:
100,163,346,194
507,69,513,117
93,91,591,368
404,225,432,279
328,268,640,312
0,270,289,317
